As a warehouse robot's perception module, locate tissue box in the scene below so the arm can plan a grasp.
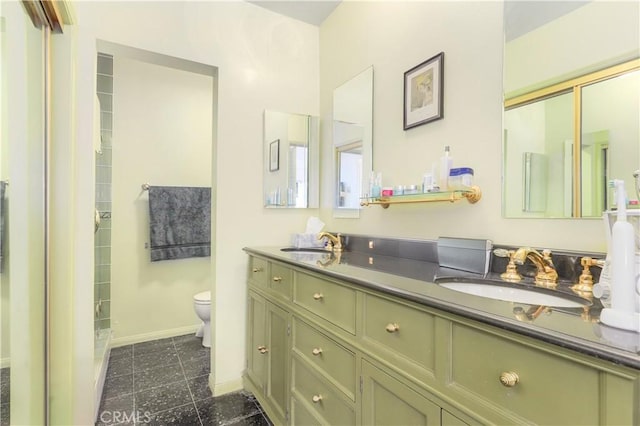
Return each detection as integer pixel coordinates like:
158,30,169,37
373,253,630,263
437,237,492,274
291,233,326,249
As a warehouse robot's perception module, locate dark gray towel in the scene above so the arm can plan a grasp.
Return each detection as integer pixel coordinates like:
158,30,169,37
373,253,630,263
148,186,211,262
0,181,5,272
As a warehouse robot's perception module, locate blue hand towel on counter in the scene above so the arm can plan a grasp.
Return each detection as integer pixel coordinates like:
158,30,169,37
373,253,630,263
148,185,211,262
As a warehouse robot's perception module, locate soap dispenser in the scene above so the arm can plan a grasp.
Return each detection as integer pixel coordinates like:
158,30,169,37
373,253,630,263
598,179,640,332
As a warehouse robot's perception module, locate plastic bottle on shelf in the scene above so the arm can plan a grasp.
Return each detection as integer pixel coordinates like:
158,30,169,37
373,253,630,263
439,146,452,191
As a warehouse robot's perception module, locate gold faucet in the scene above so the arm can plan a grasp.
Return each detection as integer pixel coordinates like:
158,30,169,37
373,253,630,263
513,305,550,322
512,247,558,288
316,251,341,267
493,249,522,282
317,232,343,252
571,256,605,294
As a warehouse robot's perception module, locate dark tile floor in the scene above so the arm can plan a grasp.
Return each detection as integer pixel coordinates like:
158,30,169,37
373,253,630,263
97,334,272,426
1,367,9,426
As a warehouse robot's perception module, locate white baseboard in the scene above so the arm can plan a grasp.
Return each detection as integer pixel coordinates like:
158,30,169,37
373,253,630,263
211,375,243,397
110,324,200,347
0,357,9,369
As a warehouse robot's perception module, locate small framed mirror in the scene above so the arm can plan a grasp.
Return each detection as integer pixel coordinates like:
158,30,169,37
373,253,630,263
263,110,319,208
333,66,374,218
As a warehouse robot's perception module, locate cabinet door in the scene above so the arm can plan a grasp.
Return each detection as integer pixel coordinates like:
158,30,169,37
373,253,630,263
266,302,289,422
441,410,469,426
246,291,267,394
362,360,441,425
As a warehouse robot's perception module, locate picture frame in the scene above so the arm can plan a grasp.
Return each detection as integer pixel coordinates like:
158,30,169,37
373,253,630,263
269,139,280,172
403,52,444,130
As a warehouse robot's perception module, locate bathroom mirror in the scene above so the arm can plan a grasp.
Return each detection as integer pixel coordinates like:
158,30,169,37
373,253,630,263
333,66,373,218
502,1,640,218
263,110,319,208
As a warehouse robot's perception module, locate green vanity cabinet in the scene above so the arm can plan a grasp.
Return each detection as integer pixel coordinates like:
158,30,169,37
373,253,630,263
441,410,470,426
361,292,437,386
248,256,269,289
291,355,357,424
244,254,640,425
361,359,442,425
440,317,640,425
293,271,357,335
292,317,357,401
246,291,267,393
245,289,290,425
269,262,293,302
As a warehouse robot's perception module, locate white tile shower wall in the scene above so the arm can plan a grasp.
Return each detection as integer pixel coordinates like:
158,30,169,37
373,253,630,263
95,53,113,332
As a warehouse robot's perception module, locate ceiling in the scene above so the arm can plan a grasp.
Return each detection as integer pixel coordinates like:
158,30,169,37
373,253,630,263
504,1,589,41
247,0,342,26
249,1,591,38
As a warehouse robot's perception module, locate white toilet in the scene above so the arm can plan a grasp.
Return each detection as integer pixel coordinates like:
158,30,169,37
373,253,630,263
193,290,211,348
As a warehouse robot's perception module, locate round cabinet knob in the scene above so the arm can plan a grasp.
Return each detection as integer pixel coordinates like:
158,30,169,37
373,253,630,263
312,347,323,356
257,346,268,354
272,276,282,282
313,293,324,300
252,267,263,273
499,371,519,387
312,394,323,403
385,323,400,333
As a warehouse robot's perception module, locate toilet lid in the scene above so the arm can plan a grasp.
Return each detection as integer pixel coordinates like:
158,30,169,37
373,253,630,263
194,290,211,302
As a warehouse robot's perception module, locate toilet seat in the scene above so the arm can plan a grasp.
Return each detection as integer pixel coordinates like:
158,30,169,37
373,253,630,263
194,290,211,303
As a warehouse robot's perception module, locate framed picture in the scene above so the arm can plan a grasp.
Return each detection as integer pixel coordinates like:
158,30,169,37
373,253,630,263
269,139,280,172
403,52,444,130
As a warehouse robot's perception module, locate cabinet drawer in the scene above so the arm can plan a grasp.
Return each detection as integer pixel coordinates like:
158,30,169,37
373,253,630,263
293,272,356,335
291,396,323,426
362,293,436,377
292,317,356,400
448,323,628,425
248,256,269,288
269,263,293,300
292,357,355,426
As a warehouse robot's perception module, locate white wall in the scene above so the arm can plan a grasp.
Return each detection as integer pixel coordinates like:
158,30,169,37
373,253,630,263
110,55,213,342
73,0,320,402
319,1,608,253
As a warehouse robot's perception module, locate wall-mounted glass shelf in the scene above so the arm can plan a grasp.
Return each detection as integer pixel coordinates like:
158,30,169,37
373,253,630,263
360,186,481,209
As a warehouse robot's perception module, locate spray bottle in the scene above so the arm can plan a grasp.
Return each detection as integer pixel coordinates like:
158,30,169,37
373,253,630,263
599,179,640,332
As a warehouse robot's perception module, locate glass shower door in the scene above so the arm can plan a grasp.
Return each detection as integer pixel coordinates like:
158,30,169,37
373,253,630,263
0,1,49,424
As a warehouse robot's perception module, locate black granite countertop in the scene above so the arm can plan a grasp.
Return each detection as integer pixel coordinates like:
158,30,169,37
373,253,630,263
244,246,640,370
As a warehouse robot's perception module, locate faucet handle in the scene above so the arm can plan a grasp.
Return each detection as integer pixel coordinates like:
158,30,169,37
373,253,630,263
571,256,604,293
494,249,522,283
493,248,511,258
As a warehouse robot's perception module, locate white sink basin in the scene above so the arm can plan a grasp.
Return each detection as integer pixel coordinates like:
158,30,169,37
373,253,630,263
438,281,590,308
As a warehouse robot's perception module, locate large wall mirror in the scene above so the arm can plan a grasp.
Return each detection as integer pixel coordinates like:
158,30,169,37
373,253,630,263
263,110,319,208
333,66,373,218
503,1,639,218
